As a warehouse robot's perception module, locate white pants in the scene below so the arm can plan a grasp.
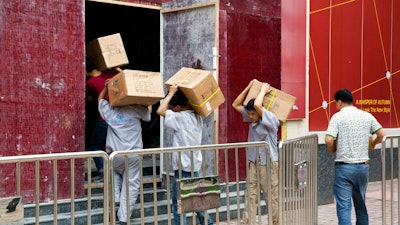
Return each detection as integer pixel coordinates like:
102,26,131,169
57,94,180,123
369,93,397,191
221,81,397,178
114,155,140,222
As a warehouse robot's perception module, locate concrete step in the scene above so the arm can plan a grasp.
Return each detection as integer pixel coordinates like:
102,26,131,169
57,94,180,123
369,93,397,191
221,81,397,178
22,181,255,224
23,196,104,218
24,208,105,225
24,157,254,225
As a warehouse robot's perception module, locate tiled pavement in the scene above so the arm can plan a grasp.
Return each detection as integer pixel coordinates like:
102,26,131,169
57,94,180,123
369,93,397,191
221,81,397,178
218,181,398,225
318,181,398,225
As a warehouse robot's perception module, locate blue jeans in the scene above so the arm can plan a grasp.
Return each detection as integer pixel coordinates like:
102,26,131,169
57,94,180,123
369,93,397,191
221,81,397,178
89,121,108,172
334,163,369,225
172,171,213,225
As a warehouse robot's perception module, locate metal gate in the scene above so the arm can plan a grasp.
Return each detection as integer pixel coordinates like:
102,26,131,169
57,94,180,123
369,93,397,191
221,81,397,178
0,135,319,225
278,134,319,225
380,135,400,225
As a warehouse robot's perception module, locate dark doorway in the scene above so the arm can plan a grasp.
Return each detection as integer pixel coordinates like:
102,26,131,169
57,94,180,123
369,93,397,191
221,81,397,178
85,1,161,149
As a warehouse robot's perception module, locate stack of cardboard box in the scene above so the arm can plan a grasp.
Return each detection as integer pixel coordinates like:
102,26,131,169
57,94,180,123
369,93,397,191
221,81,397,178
86,33,164,107
86,35,225,113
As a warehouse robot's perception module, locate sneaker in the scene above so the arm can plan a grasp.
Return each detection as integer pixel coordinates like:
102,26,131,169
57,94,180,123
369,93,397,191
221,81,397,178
98,168,104,175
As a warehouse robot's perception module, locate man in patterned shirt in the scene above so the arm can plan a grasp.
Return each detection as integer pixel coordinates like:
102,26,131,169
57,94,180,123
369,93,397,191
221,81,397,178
325,89,386,225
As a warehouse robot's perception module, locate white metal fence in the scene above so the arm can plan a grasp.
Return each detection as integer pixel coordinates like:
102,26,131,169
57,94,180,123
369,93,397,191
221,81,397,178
0,151,110,225
0,135,319,225
278,134,318,225
380,135,400,225
108,135,319,225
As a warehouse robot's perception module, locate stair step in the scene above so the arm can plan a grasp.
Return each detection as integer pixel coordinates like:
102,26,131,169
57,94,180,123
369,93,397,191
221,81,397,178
23,196,104,218
23,208,105,225
123,202,268,225
23,180,252,224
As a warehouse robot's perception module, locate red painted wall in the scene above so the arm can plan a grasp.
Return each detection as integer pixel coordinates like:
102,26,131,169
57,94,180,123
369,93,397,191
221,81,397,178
309,0,400,131
218,0,282,182
281,0,306,120
0,1,85,202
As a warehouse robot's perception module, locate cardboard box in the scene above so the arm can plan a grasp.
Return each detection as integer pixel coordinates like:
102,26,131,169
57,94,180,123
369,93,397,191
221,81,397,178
165,67,225,117
87,33,129,71
243,79,296,122
108,70,164,107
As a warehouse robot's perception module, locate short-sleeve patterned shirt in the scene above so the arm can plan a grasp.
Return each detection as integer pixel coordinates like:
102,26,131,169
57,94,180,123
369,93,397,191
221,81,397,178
326,106,382,163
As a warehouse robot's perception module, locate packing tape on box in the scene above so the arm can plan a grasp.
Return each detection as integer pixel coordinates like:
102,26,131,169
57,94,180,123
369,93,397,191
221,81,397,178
188,88,221,108
265,89,278,110
178,69,195,85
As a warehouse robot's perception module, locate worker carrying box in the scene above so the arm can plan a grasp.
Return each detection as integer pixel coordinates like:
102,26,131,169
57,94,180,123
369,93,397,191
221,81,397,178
165,67,225,117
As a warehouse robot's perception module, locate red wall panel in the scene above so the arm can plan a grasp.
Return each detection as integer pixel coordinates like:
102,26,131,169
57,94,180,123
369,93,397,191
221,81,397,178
310,0,400,130
218,0,281,182
281,0,307,120
0,0,85,202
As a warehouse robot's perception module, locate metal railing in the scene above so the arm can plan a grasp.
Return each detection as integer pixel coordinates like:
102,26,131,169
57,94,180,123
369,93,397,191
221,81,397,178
380,135,400,225
109,135,319,225
108,142,267,225
0,135,319,225
0,151,110,225
278,134,319,225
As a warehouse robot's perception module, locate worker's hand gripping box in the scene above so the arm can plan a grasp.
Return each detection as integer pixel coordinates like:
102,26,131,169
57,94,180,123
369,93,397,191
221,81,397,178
165,67,225,117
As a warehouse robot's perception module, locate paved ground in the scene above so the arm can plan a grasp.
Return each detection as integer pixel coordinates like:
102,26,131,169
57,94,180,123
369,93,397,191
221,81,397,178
318,180,398,225
218,181,398,225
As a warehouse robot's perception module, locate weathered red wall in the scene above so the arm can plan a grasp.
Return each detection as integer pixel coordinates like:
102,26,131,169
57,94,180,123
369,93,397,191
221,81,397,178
0,1,85,202
309,0,400,131
218,0,282,181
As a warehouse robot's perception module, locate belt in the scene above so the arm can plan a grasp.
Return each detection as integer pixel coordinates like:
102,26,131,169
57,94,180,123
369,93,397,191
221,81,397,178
335,160,369,165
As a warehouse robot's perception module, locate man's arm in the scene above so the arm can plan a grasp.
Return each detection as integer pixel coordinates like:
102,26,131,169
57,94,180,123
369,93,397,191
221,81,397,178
157,84,178,117
370,128,387,149
232,79,255,112
254,82,271,116
325,135,337,154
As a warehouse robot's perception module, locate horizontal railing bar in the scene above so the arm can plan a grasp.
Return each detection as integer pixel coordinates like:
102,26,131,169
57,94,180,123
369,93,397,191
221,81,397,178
0,151,108,163
109,142,268,158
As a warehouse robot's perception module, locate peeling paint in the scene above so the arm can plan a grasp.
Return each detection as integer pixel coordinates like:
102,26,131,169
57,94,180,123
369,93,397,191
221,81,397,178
35,78,51,90
53,79,66,95
16,134,22,151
